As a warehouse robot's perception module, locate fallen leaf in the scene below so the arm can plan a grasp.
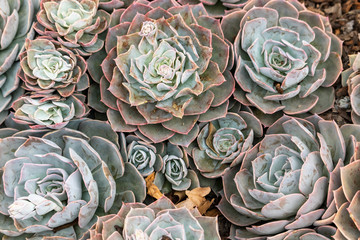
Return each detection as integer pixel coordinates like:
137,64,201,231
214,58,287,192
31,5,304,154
145,173,163,199
176,187,214,215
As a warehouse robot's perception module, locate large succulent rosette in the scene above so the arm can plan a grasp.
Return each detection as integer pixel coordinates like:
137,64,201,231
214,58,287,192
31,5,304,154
119,133,164,177
331,126,360,239
81,196,221,240
222,0,343,125
342,53,360,124
190,112,263,179
19,37,89,98
0,0,39,123
154,142,199,194
0,119,146,239
87,0,235,147
218,115,360,239
12,94,89,129
34,0,111,56
178,0,248,17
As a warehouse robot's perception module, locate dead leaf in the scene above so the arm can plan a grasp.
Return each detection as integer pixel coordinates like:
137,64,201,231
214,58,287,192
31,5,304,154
176,187,214,215
145,173,163,199
205,208,221,217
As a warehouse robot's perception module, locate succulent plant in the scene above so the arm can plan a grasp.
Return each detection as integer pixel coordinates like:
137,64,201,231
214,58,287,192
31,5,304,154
154,142,199,194
178,0,248,17
99,0,134,12
87,0,235,147
12,94,89,129
0,118,146,239
342,53,360,124
222,0,342,125
119,133,164,177
231,225,337,240
332,129,360,239
0,0,40,124
19,37,89,98
190,112,263,179
218,115,360,238
34,0,111,56
81,196,221,240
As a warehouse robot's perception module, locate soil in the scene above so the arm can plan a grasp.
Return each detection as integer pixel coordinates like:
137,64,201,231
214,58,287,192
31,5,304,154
218,1,360,238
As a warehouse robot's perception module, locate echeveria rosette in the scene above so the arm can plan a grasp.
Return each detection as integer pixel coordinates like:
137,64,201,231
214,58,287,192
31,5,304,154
222,0,343,126
342,53,360,124
0,0,39,124
34,0,111,56
218,115,360,239
19,37,90,98
87,0,235,147
81,196,221,240
154,143,199,194
191,112,263,179
119,133,164,177
178,0,248,17
12,94,89,129
0,119,146,239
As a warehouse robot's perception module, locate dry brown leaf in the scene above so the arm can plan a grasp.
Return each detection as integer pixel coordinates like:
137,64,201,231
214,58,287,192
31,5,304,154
175,187,214,215
205,208,221,217
145,173,163,199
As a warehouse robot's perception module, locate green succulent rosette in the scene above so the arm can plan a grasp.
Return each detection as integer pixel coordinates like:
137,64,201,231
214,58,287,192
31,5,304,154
81,196,221,240
34,0,111,56
0,0,40,124
0,118,146,239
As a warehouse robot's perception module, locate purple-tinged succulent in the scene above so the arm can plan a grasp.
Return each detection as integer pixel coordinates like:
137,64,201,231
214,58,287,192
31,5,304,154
231,225,337,240
332,130,360,239
99,0,134,12
81,196,221,240
119,133,164,177
218,115,360,239
0,119,146,239
342,53,360,124
190,112,263,179
0,0,40,124
34,0,111,56
154,142,200,194
12,94,89,129
178,0,248,17
222,0,343,125
87,0,235,147
19,37,89,98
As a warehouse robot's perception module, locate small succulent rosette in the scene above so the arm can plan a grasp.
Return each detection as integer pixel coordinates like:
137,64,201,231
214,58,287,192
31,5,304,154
81,196,221,240
342,53,360,124
0,119,146,239
178,0,248,17
222,0,343,126
119,133,164,177
12,94,89,129
19,37,89,98
0,0,40,123
190,112,263,179
153,143,199,194
218,115,360,239
87,0,235,147
34,0,111,56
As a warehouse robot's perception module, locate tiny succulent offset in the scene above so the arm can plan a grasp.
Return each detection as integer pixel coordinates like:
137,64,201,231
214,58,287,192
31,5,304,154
81,196,221,240
0,118,146,239
222,0,343,125
0,0,357,239
87,0,235,147
342,53,360,124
